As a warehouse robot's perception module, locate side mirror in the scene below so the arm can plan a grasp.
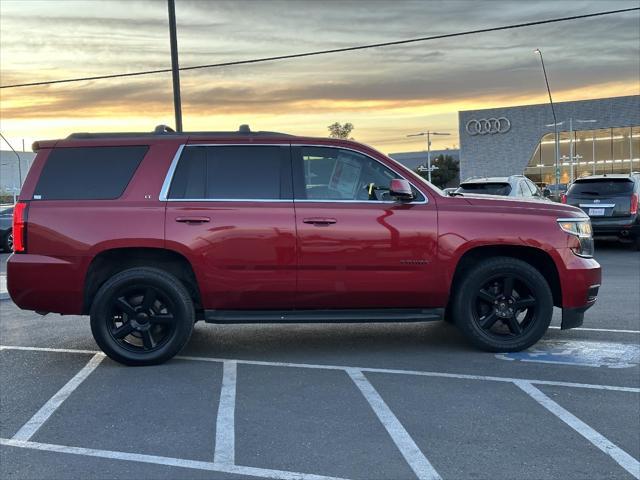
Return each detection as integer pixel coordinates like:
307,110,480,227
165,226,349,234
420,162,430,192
389,179,414,201
543,189,551,198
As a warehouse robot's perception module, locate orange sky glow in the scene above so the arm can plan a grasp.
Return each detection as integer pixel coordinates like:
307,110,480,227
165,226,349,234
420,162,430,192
1,1,638,155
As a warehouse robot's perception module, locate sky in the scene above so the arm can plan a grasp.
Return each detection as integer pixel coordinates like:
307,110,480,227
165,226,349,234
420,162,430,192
0,0,639,154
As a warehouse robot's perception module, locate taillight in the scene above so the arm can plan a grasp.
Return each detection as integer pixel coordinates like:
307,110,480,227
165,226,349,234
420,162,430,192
631,193,639,215
560,194,567,204
12,202,27,253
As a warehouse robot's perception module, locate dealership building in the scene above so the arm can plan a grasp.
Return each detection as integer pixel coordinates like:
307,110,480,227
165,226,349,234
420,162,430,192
391,95,639,186
459,95,640,185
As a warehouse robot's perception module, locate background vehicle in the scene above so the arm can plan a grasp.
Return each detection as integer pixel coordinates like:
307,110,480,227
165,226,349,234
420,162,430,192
0,205,14,252
8,126,600,365
543,183,568,202
563,173,640,250
455,175,548,200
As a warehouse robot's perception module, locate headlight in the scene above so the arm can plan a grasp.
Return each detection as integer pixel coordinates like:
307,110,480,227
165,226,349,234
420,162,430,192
557,218,594,257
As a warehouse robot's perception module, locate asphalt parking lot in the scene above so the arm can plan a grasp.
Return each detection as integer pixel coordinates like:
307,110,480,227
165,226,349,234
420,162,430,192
1,243,639,480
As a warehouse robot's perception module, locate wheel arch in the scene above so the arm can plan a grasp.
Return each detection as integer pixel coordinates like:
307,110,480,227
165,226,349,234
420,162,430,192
83,247,202,315
449,245,562,308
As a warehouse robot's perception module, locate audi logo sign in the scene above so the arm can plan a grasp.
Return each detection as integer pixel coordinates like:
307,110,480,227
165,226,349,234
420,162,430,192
465,117,511,135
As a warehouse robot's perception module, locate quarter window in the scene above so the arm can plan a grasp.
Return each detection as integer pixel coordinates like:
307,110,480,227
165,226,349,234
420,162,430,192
168,145,291,200
34,146,147,200
297,147,423,202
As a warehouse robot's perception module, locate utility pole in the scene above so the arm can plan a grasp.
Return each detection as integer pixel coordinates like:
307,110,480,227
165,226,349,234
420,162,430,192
407,131,450,183
168,0,183,132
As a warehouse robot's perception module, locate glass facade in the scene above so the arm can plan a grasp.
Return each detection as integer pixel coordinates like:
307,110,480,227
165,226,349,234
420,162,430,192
524,126,640,186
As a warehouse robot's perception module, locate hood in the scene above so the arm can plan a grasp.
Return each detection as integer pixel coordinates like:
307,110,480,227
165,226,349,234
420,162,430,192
450,193,586,218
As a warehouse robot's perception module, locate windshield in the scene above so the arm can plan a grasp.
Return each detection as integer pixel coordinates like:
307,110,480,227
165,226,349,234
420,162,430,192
457,183,512,196
568,179,634,196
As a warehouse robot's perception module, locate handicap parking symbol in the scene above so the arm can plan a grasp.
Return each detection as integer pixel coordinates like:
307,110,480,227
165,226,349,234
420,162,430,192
496,340,640,368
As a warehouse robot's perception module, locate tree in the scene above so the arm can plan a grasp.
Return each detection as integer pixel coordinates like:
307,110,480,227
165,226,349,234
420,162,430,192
416,154,459,188
327,122,354,139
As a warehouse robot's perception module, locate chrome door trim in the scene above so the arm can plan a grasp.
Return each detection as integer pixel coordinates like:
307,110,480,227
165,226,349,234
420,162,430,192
291,144,429,205
159,143,430,204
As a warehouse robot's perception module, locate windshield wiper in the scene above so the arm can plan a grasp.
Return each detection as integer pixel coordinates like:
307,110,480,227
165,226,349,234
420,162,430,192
450,192,465,196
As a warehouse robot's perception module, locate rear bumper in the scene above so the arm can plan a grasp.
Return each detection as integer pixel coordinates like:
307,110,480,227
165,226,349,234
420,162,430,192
7,254,86,314
590,216,640,238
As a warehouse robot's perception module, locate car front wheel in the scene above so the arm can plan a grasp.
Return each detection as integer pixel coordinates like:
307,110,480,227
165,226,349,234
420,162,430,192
452,257,553,352
90,267,195,366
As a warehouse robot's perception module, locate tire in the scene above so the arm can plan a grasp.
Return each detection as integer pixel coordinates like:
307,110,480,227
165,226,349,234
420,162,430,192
90,267,195,366
452,257,553,352
2,232,12,252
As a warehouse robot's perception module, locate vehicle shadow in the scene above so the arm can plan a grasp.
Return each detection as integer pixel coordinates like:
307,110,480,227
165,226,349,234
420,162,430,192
183,319,476,364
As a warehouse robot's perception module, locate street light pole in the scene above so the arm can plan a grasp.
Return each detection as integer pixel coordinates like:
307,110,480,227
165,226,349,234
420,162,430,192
630,127,634,174
569,118,596,181
0,131,22,190
168,0,183,132
534,49,559,188
407,131,450,183
592,131,596,175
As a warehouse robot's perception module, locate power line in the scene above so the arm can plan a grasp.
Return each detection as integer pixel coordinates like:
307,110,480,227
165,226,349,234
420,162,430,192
1,6,638,90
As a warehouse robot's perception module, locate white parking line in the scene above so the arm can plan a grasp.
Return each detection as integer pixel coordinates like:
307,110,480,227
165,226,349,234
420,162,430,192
515,380,640,480
12,353,105,441
549,326,640,334
180,357,640,393
0,438,350,480
214,360,237,466
347,369,441,480
0,345,101,355
1,345,638,393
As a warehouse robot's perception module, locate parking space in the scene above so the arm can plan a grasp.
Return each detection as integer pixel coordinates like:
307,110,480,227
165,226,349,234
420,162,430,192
1,245,639,480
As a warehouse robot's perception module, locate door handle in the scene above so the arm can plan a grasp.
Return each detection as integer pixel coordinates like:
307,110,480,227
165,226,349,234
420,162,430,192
303,217,337,225
175,216,210,224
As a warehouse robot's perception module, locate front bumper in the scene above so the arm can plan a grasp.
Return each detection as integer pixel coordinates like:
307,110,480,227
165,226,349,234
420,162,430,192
551,247,601,330
561,284,599,329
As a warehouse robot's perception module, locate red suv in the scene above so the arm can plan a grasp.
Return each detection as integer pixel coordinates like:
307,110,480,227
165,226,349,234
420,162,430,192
8,126,601,365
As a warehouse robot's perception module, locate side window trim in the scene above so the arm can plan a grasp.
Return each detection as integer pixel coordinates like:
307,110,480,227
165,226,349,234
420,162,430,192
160,144,294,202
291,144,428,204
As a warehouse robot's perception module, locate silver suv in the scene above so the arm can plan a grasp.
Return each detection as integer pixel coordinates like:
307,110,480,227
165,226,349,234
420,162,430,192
454,175,546,199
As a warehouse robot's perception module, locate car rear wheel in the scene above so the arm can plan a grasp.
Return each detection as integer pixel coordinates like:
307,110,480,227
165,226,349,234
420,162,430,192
90,267,194,366
2,232,12,252
452,257,553,352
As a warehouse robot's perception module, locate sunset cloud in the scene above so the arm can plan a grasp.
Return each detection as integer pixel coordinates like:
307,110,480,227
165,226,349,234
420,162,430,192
1,0,638,154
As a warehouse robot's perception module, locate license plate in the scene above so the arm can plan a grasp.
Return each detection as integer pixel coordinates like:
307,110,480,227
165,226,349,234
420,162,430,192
588,208,605,216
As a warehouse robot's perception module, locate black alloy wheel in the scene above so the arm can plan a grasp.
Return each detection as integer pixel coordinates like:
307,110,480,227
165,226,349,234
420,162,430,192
108,285,177,353
473,274,538,338
90,267,194,366
3,232,12,252
453,257,553,352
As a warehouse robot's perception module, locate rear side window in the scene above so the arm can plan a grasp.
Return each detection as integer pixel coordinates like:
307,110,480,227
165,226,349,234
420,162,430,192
568,179,634,196
457,183,512,196
34,146,147,200
167,145,291,200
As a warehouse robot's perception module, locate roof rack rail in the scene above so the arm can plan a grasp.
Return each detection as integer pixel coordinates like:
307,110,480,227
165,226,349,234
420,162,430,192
66,124,292,140
154,124,176,134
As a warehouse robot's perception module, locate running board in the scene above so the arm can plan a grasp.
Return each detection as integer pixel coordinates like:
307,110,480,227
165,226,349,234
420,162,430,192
204,308,444,324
